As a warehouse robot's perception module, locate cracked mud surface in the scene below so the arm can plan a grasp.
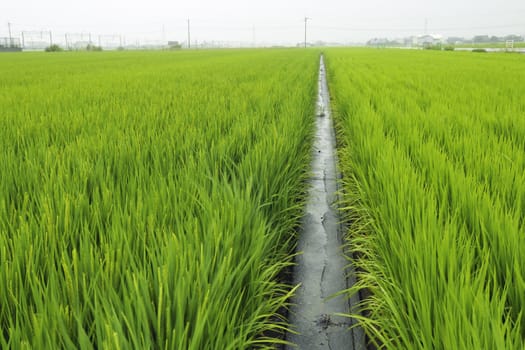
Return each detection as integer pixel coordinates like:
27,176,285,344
286,55,365,350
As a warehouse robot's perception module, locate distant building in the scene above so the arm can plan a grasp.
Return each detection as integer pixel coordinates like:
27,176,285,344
446,37,466,45
417,34,443,47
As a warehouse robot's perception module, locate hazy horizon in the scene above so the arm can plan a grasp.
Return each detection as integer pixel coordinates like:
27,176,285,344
2,0,524,46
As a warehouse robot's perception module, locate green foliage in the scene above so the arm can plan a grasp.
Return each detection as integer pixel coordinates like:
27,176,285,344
472,48,487,53
168,42,182,50
45,44,64,52
86,44,103,51
454,42,525,49
423,44,442,50
0,49,318,348
326,48,525,349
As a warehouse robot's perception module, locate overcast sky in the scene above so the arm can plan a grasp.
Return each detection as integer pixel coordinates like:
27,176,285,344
2,0,524,45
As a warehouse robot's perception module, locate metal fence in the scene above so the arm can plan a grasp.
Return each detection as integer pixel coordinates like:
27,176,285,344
0,37,21,48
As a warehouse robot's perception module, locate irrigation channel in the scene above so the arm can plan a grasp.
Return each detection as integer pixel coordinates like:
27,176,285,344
285,55,365,349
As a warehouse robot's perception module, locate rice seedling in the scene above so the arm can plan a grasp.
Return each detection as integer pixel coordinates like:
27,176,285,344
326,48,525,349
0,49,318,348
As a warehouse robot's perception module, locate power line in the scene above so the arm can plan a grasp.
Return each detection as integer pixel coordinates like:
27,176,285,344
304,17,311,48
187,19,190,49
7,22,12,43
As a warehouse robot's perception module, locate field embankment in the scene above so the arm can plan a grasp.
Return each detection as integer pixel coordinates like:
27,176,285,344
286,54,365,350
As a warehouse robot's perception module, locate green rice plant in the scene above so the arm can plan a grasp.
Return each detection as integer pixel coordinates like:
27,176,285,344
0,49,318,348
326,48,525,349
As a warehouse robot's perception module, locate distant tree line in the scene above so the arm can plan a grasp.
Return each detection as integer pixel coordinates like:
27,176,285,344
448,34,524,44
45,43,104,52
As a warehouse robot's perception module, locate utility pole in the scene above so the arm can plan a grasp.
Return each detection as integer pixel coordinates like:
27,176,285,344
187,19,191,49
7,22,12,46
304,17,311,48
49,31,53,46
65,34,68,49
21,32,25,48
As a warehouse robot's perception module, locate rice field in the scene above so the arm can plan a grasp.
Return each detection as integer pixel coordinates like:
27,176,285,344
0,49,318,348
3,47,525,349
326,48,525,349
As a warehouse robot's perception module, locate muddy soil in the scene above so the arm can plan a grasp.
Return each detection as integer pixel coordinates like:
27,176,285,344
285,55,365,349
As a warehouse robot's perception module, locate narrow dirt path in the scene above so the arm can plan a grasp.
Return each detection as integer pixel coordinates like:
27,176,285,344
286,55,365,349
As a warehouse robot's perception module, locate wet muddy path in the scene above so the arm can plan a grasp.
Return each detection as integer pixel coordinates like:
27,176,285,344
286,55,365,350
